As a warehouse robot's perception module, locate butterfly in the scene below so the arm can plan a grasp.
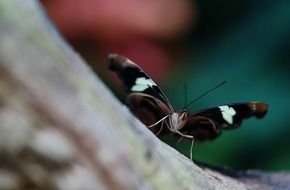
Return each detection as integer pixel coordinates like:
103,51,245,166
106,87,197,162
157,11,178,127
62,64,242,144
108,54,268,156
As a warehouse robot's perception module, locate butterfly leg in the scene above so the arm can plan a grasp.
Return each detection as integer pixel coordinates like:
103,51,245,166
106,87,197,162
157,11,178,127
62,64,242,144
175,130,194,139
155,119,165,136
147,115,169,136
174,130,195,160
147,115,169,128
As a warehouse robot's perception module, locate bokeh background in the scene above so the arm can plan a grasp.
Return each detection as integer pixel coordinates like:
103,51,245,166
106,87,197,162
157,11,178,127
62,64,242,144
41,0,290,171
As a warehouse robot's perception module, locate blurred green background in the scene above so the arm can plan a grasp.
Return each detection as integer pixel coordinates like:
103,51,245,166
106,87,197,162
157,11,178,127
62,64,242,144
42,0,290,171
164,0,290,171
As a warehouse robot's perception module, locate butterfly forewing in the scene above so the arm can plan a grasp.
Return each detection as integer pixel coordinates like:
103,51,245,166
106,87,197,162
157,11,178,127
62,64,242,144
108,54,174,127
181,102,268,140
108,54,172,108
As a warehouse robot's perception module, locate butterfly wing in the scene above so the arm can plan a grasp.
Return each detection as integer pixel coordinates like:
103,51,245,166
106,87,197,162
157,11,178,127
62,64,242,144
126,93,172,127
108,54,174,127
181,102,268,140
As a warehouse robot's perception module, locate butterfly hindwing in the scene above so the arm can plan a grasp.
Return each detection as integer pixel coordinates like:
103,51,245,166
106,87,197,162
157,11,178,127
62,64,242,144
127,93,172,127
181,102,268,140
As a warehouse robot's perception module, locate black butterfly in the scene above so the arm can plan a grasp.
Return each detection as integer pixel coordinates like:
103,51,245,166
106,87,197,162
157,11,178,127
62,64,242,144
108,54,268,143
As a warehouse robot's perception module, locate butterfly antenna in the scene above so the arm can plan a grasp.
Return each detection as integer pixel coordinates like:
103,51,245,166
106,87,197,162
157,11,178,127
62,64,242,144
185,81,227,109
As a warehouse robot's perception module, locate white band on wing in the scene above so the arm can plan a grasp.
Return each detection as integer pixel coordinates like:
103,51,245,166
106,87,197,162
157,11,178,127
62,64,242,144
219,105,236,125
131,77,157,92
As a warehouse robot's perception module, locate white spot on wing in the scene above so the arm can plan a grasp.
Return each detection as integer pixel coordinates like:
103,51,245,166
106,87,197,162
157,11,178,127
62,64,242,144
131,77,156,92
219,105,236,124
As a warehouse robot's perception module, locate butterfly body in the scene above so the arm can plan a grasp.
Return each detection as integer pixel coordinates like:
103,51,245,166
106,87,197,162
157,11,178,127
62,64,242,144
168,111,188,131
108,54,268,141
